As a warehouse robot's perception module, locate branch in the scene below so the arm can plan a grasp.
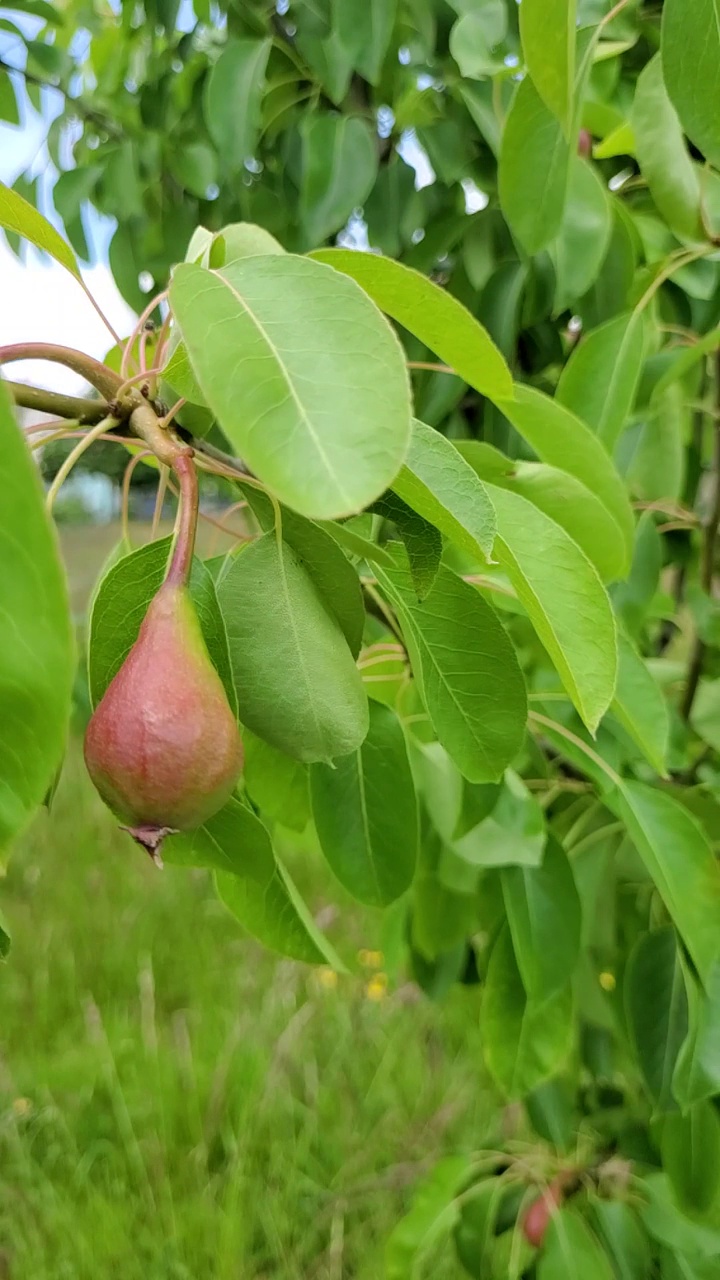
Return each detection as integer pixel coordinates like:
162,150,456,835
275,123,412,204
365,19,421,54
0,344,121,399
0,57,123,139
7,380,110,424
681,350,720,721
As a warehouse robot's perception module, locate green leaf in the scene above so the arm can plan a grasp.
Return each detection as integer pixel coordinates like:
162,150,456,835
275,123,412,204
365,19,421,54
87,537,236,713
310,248,512,401
299,113,378,245
625,927,689,1112
633,55,703,243
526,1077,575,1151
240,486,365,657
449,5,507,78
640,1172,720,1259
611,783,720,985
0,69,19,125
373,491,442,601
375,546,527,783
0,381,74,855
311,702,417,906
481,925,574,1098
204,39,271,172
652,326,720,402
662,1102,720,1218
590,1200,653,1280
453,770,546,870
212,221,285,266
0,919,9,960
169,256,411,520
334,0,396,84
486,484,618,734
612,630,669,774
537,1209,614,1280
674,961,720,1108
0,178,79,278
519,0,576,133
454,1179,506,1280
385,1155,472,1280
501,836,581,1001
166,797,325,962
551,157,612,313
391,419,496,562
556,312,645,451
317,518,394,568
466,454,626,584
243,731,310,832
217,533,368,763
498,75,571,254
622,383,686,505
662,0,720,170
493,384,635,567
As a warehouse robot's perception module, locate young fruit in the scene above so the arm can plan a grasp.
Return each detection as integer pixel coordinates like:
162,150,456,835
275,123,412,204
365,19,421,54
522,1178,564,1247
84,582,243,860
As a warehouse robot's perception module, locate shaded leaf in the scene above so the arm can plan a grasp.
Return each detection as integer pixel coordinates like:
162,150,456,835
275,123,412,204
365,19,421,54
373,490,442,601
662,1102,720,1218
674,960,720,1108
299,113,377,245
204,39,271,172
487,484,618,733
613,630,669,774
385,1156,472,1280
519,0,576,132
311,702,418,906
481,925,574,1098
556,312,645,451
612,783,720,985
662,0,720,170
538,1209,614,1280
217,533,368,763
501,836,582,1001
392,419,496,563
498,76,571,254
0,379,74,855
633,54,703,242
376,546,527,783
551,156,612,313
243,731,310,832
625,927,688,1112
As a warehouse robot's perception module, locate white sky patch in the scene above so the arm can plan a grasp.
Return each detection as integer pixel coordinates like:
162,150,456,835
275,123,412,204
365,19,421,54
0,238,136,392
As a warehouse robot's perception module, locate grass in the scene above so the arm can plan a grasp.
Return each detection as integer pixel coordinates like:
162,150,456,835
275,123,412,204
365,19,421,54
0,526,496,1279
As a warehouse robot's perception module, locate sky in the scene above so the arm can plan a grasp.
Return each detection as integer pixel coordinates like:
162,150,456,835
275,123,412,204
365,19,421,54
0,40,135,394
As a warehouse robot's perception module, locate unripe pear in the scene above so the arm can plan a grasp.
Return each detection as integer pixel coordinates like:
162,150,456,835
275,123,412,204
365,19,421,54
84,581,243,860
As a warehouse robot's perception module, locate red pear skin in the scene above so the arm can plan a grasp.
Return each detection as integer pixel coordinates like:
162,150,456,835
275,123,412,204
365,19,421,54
84,583,243,855
522,1178,564,1247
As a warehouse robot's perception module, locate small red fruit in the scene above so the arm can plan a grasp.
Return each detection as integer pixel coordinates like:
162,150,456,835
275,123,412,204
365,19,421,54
522,1178,564,1247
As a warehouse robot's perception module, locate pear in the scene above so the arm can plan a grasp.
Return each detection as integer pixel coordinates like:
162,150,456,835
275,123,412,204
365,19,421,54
84,582,243,860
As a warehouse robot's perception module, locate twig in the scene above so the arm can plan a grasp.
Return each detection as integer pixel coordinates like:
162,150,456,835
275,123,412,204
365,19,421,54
7,380,109,423
0,57,123,139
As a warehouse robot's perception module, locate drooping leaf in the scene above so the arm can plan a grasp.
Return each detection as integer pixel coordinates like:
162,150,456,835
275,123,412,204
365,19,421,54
481,925,574,1099
169,256,411,519
452,770,546,870
217,533,368,763
537,1209,614,1280
166,797,326,963
550,157,612,313
612,783,720,985
501,836,582,1001
299,113,378,245
674,960,720,1108
486,484,618,734
312,702,417,906
453,1179,506,1280
373,490,442,601
385,1155,472,1280
240,485,365,656
87,537,236,713
204,39,271,172
0,379,74,855
612,630,669,774
590,1200,653,1280
334,0,396,84
519,0,576,133
310,247,513,401
449,5,507,78
633,54,703,243
662,1102,720,1218
375,546,527,783
391,419,496,563
0,178,79,277
622,382,686,505
243,731,310,832
625,927,688,1111
662,0,720,171
556,312,645,451
492,384,635,565
498,76,571,254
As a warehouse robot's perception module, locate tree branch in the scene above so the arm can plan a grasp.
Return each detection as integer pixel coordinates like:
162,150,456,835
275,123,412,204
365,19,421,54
0,58,123,139
681,350,720,721
7,380,109,424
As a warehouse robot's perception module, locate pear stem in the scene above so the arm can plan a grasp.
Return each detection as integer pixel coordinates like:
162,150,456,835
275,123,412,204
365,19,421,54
166,451,199,588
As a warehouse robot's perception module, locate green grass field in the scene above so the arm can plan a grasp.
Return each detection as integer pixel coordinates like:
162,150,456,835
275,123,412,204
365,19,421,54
0,526,495,1280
